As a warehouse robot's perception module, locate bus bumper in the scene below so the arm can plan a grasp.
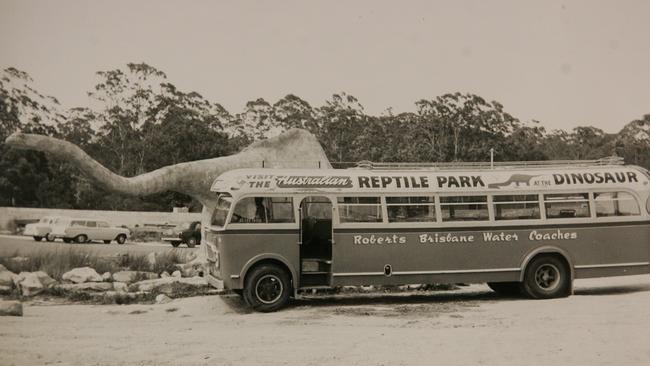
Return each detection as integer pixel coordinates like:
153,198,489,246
205,273,224,290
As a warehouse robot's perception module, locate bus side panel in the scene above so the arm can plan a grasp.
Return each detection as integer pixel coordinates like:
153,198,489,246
331,222,650,286
217,231,299,290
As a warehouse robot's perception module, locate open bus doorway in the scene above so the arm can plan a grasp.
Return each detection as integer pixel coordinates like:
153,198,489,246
299,196,333,287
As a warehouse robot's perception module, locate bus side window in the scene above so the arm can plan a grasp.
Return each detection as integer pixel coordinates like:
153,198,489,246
337,197,383,223
493,194,541,220
544,193,590,219
594,192,640,217
386,196,436,222
230,197,294,224
440,196,489,221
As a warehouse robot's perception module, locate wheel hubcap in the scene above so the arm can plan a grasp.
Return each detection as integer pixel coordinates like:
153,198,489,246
535,264,560,291
254,274,283,304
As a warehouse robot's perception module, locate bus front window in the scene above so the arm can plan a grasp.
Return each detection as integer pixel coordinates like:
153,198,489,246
211,194,232,227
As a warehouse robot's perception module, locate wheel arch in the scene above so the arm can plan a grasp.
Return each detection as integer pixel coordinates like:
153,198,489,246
519,246,575,282
240,254,297,290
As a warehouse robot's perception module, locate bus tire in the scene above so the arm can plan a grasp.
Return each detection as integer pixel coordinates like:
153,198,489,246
521,255,571,299
243,264,291,312
487,282,521,296
186,237,197,248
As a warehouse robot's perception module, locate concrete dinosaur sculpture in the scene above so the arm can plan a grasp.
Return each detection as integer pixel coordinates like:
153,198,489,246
5,128,331,226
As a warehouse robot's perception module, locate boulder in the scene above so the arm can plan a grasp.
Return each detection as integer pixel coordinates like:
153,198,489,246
176,262,204,277
0,265,17,288
155,294,172,304
0,285,12,295
55,282,113,292
101,272,112,281
171,270,181,278
62,267,103,283
160,271,171,278
15,272,44,296
33,271,56,288
112,282,128,292
0,301,22,316
112,271,158,283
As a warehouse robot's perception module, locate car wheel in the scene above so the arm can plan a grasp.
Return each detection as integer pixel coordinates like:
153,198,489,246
45,233,55,242
243,264,291,312
33,236,43,242
186,237,197,248
171,241,181,248
75,234,88,244
103,240,111,244
116,234,127,245
521,255,572,299
487,282,521,296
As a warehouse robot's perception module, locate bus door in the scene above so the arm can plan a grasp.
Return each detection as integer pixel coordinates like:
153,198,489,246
298,196,333,287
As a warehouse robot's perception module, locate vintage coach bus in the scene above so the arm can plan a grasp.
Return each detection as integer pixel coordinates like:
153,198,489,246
202,158,650,311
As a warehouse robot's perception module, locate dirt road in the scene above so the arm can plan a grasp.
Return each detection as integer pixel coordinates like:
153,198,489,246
2,275,650,366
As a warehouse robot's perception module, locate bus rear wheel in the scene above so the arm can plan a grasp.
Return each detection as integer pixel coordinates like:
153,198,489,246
243,264,291,312
487,282,521,296
521,255,571,299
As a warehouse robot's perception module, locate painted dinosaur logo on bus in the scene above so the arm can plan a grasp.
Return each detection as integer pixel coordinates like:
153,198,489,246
488,174,540,189
275,176,353,188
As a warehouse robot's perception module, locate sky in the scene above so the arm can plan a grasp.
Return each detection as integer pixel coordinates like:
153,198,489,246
1,0,648,133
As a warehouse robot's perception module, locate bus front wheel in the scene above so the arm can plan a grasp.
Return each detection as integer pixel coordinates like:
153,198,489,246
243,264,291,312
521,255,571,299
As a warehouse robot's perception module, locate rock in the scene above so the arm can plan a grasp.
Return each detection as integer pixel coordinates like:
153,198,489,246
0,285,12,295
171,270,181,278
33,271,56,288
112,282,128,292
10,256,29,264
54,282,113,292
176,261,205,277
0,301,22,316
101,272,112,281
15,272,44,296
62,267,103,283
160,271,171,278
146,252,157,267
155,294,172,304
112,271,158,283
0,265,17,288
129,276,208,293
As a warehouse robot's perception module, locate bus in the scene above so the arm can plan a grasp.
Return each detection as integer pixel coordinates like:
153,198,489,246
202,157,650,312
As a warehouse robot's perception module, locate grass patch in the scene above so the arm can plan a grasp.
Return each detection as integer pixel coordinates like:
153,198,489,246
0,248,119,280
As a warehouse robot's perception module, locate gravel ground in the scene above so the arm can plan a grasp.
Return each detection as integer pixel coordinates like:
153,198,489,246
2,275,650,366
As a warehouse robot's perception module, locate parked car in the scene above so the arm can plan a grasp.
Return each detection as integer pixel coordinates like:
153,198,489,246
161,221,201,248
51,218,130,244
23,216,62,242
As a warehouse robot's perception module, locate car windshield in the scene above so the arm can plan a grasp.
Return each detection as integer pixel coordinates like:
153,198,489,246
211,194,232,227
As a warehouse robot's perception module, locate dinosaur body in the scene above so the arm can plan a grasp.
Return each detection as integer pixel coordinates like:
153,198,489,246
488,174,540,189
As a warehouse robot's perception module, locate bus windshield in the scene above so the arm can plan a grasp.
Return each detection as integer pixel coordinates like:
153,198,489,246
211,194,232,227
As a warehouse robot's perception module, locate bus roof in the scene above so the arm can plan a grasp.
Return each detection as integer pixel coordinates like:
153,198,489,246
210,165,650,197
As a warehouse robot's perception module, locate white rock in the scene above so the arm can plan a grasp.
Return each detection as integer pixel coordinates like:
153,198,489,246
33,271,56,288
15,272,44,296
160,271,171,278
0,301,22,316
112,282,128,292
0,285,12,295
62,267,103,283
171,270,181,278
155,294,172,304
101,272,112,281
0,265,17,288
55,282,113,292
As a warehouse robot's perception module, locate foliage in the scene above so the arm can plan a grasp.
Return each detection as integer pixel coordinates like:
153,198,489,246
0,64,648,211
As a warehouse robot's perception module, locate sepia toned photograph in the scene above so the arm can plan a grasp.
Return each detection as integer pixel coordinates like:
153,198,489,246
1,1,649,365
